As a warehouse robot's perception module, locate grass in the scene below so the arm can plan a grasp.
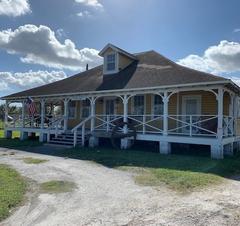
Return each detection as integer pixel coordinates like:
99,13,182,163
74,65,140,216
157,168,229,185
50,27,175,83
40,147,240,193
0,164,26,221
0,138,41,149
40,180,77,194
22,157,48,164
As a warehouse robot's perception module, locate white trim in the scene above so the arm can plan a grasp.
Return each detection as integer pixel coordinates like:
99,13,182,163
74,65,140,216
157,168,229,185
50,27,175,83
2,82,232,101
182,95,202,115
103,51,119,75
131,94,146,115
80,99,91,119
99,43,137,60
68,100,77,119
103,98,116,115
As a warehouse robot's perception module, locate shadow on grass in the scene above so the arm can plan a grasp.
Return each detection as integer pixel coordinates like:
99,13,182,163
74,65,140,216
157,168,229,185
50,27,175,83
1,137,240,181
0,138,42,150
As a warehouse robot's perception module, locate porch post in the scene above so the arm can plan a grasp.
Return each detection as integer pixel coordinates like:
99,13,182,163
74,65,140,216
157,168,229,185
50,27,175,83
40,99,45,129
123,95,128,132
4,100,8,128
90,97,96,132
63,99,69,131
217,88,223,140
160,91,171,154
211,87,224,159
21,100,25,128
121,94,132,149
163,91,169,136
229,94,234,135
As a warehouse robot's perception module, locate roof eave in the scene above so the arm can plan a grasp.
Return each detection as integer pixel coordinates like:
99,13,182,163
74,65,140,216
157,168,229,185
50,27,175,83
1,80,234,101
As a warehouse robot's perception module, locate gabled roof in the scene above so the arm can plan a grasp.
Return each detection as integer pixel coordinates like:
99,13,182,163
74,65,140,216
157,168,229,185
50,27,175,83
2,49,234,100
99,43,137,60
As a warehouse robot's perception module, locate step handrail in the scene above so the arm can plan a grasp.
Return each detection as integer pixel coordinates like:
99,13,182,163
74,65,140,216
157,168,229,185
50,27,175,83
71,116,93,147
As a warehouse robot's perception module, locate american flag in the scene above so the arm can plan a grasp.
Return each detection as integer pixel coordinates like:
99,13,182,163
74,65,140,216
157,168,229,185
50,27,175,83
26,97,36,116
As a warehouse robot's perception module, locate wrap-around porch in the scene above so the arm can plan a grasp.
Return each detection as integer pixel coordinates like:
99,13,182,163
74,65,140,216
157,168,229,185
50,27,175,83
4,85,240,159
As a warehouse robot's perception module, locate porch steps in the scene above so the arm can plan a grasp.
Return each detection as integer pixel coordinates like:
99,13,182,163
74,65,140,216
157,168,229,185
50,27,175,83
48,131,89,147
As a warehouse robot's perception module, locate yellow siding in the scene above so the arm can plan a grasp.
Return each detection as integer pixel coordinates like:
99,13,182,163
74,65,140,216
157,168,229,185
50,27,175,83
67,91,231,129
118,53,133,70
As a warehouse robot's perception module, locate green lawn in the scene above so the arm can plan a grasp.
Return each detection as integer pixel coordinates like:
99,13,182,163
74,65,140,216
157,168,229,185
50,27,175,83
49,147,240,192
0,164,26,221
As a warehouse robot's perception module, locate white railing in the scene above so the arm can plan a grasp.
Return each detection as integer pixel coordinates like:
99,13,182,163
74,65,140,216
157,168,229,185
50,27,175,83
94,115,123,132
6,114,64,129
71,116,93,147
167,115,218,137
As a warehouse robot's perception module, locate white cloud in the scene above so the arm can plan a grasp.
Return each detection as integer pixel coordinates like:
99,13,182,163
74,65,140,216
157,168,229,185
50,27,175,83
233,28,240,33
177,40,240,74
0,24,102,71
77,10,91,17
0,70,67,90
0,0,30,17
75,0,103,9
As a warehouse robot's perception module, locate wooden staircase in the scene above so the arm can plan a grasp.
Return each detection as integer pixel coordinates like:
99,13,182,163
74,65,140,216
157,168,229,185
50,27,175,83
48,131,89,147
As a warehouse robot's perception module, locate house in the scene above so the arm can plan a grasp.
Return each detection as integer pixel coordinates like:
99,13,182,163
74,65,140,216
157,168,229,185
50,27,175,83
2,43,240,159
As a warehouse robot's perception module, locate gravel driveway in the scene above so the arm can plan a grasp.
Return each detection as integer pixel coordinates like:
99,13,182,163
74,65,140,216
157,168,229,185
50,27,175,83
0,147,240,226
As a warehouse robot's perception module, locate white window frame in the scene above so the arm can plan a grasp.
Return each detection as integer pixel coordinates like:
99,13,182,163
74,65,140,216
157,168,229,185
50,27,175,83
104,97,116,115
104,51,119,74
81,99,91,118
182,95,202,116
131,95,146,115
151,94,163,116
68,100,77,119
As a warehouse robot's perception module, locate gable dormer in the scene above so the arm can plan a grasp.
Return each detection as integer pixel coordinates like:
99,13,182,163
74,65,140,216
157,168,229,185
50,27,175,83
99,43,137,75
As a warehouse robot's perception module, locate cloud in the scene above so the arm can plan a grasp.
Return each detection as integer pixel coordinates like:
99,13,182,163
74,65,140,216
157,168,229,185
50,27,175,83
75,0,103,9
177,40,240,74
0,24,102,71
77,10,91,17
0,0,31,17
233,28,240,33
0,70,67,91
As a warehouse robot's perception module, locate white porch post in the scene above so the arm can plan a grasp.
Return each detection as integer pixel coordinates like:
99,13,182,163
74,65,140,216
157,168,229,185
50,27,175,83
211,87,224,159
163,91,169,136
90,97,96,132
4,100,8,128
121,94,132,149
229,94,234,135
63,99,69,131
21,100,25,128
217,88,223,140
160,91,171,154
40,99,45,129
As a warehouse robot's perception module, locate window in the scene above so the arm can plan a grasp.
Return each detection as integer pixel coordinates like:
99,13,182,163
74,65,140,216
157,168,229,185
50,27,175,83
106,53,116,71
81,99,90,118
68,101,76,119
133,95,144,115
153,95,163,115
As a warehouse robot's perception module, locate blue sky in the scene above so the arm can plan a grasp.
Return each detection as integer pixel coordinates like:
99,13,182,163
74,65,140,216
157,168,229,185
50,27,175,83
0,0,240,99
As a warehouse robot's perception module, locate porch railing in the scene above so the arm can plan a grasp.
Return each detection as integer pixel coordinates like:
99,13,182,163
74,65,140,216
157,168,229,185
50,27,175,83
6,114,64,129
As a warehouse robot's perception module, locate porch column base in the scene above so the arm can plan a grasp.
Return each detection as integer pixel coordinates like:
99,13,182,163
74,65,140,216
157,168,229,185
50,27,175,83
5,130,12,139
89,136,99,148
224,143,234,156
20,131,28,141
120,138,132,150
39,133,47,143
211,143,223,159
159,141,171,154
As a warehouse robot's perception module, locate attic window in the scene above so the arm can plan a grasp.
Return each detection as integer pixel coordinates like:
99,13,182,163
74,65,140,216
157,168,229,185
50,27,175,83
106,53,116,71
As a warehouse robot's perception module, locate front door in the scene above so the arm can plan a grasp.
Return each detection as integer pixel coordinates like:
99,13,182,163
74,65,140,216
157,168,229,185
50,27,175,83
182,96,201,134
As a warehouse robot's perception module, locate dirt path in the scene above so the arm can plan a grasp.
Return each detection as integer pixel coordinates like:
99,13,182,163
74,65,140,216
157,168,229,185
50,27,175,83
0,148,240,226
